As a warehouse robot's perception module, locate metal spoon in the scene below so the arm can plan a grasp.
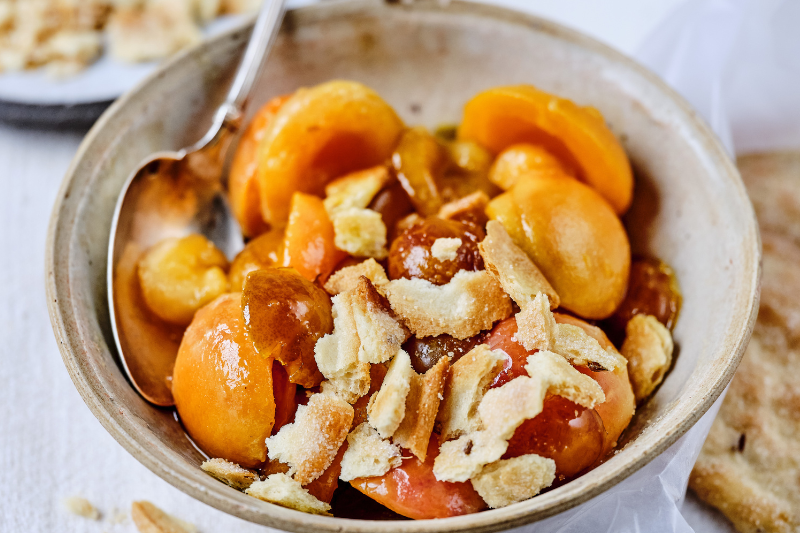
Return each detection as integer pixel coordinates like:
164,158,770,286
107,0,286,406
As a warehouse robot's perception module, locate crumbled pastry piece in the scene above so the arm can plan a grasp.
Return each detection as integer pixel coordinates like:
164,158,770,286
351,277,409,364
246,474,332,516
63,496,100,520
131,501,196,533
323,166,394,216
323,258,389,296
478,220,560,308
201,458,259,491
554,323,626,372
314,291,371,403
515,293,557,352
621,314,673,402
434,351,603,482
220,0,261,14
384,270,512,339
339,423,403,481
430,237,462,262
393,357,450,461
265,392,354,485
437,344,507,440
368,349,414,438
331,207,388,259
437,191,489,222
471,454,556,508
107,0,202,63
395,212,425,235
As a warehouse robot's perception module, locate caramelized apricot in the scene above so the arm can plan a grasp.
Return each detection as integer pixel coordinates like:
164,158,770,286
459,85,633,214
242,268,332,387
172,293,276,468
228,228,284,291
257,81,404,226
388,217,484,285
350,434,486,519
229,95,291,237
282,192,346,282
489,143,572,191
392,127,448,216
138,234,229,326
489,176,630,319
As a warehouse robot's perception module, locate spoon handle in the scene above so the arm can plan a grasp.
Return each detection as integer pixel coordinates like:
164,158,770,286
220,0,287,128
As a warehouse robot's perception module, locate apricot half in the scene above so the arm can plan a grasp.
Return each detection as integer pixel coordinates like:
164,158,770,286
257,80,404,226
459,85,633,214
488,176,630,319
172,293,276,468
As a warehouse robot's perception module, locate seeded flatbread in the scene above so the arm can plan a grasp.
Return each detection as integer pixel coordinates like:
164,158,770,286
689,151,800,533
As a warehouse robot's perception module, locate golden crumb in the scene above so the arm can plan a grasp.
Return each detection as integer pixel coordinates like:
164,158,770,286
63,496,100,520
131,501,196,533
393,357,450,461
621,314,673,402
323,258,389,296
515,293,557,352
201,458,259,491
339,423,402,481
368,349,414,438
265,392,354,486
471,455,556,508
479,220,560,308
331,207,388,259
246,474,332,516
384,270,512,339
323,166,394,216
430,237,462,261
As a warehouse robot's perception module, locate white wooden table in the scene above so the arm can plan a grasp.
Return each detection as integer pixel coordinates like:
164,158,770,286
0,1,736,531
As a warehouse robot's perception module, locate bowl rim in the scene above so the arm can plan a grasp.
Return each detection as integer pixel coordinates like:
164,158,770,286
45,0,761,531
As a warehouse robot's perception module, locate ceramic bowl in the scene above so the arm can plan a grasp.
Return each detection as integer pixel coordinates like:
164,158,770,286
46,0,760,531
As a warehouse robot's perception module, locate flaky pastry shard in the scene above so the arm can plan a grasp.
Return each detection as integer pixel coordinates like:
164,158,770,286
554,323,626,372
331,207,388,259
478,220,560,309
323,258,389,296
323,165,394,215
351,277,409,364
437,191,490,222
384,270,512,339
437,344,507,440
433,351,603,482
515,293,557,352
201,458,259,491
339,423,403,481
265,392,354,485
471,454,556,509
246,474,332,516
621,314,674,402
393,357,450,461
368,349,414,438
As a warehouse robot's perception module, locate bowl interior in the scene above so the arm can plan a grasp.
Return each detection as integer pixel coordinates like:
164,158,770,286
47,1,759,532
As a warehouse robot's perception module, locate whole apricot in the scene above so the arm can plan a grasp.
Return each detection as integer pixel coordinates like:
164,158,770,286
172,293,276,468
490,176,630,319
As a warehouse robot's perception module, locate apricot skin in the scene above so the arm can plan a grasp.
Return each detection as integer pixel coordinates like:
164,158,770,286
172,293,276,468
489,176,630,320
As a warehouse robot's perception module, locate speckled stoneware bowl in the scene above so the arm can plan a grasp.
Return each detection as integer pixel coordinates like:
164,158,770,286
46,1,760,531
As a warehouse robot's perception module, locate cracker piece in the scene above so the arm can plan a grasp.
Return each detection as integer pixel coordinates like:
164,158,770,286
63,496,100,520
339,423,403,481
323,258,389,296
553,323,626,372
621,314,674,402
323,166,394,216
431,237,462,261
471,455,556,508
479,220,560,308
368,349,414,438
690,221,800,532
393,357,450,461
515,293,557,352
131,501,196,533
331,207,388,259
434,351,603,482
314,291,371,403
351,277,409,364
246,474,332,516
384,270,512,339
201,458,259,491
395,212,424,234
265,392,354,485
438,191,490,222
437,344,507,440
